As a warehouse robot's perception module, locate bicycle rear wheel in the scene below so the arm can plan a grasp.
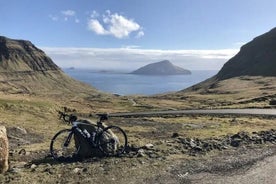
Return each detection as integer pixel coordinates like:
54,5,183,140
98,126,127,156
50,129,79,161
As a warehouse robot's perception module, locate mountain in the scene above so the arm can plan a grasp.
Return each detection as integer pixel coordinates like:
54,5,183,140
216,27,276,80
0,36,59,72
130,60,191,75
0,36,99,96
180,27,276,101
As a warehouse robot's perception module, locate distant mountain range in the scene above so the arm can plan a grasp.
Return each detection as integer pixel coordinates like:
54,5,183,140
130,60,191,75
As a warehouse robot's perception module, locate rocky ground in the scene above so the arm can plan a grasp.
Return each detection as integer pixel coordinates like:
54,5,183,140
1,121,275,184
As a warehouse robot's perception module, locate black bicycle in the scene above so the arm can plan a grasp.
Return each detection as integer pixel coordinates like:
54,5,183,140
50,112,128,161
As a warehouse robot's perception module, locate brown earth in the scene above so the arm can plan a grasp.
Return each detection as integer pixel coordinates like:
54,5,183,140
0,114,275,184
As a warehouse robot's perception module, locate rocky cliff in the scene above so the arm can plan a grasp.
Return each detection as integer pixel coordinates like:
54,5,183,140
216,27,276,80
0,36,59,72
130,60,191,75
0,36,98,96
180,27,276,98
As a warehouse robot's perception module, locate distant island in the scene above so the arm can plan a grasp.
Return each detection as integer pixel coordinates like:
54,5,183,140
130,60,191,75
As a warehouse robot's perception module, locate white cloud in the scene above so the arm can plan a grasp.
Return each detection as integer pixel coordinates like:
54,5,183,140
87,10,144,39
90,10,99,18
50,10,79,23
49,14,58,21
136,31,144,38
88,19,108,35
61,10,76,16
121,45,141,49
42,47,239,71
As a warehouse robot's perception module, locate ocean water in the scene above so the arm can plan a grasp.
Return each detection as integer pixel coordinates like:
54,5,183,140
63,69,218,95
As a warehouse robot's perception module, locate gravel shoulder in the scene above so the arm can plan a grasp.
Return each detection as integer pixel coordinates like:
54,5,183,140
143,145,276,184
189,154,276,184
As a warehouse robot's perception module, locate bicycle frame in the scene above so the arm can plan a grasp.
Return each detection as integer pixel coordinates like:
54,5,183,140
71,121,103,148
51,112,127,160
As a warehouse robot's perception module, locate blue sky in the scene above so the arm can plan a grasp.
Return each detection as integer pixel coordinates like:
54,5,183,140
1,0,276,70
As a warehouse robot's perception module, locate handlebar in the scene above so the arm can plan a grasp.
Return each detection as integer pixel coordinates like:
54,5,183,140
58,111,108,125
58,111,77,124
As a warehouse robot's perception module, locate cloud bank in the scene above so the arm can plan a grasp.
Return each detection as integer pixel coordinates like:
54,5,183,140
87,10,144,39
43,47,239,71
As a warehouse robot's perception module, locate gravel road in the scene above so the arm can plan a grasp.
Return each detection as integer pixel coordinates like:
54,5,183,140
187,154,276,184
110,108,276,117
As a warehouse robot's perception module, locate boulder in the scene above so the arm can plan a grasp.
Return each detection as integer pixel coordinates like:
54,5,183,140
0,126,9,173
269,99,276,105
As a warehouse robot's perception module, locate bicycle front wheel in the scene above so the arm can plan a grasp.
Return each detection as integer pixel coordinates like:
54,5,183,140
50,129,79,161
98,126,128,156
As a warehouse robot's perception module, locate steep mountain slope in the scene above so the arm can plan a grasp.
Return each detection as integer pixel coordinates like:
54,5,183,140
0,36,99,96
0,36,59,72
185,27,276,92
130,60,191,75
216,27,276,80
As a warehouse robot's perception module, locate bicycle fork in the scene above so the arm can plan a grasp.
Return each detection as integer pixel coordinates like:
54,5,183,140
64,131,73,147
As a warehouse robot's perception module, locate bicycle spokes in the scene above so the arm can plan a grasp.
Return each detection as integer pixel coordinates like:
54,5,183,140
50,129,79,160
98,126,127,156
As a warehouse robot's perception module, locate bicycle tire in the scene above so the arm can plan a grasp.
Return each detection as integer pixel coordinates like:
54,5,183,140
50,129,79,161
98,126,128,156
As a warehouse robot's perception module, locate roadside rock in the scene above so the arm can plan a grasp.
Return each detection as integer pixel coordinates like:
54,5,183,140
143,143,154,150
137,149,146,157
269,99,276,105
174,129,276,155
73,167,83,174
0,126,9,173
7,126,44,149
171,133,179,138
30,164,37,169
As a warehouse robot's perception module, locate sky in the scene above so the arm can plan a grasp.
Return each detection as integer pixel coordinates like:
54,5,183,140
1,0,276,70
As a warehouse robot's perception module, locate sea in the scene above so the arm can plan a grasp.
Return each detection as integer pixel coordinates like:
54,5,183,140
63,69,218,96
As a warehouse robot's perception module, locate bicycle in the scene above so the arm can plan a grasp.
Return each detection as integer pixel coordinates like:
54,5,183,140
50,111,128,161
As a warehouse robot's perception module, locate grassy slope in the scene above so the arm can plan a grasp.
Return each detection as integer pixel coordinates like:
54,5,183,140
134,76,276,110
0,74,275,183
1,75,275,147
